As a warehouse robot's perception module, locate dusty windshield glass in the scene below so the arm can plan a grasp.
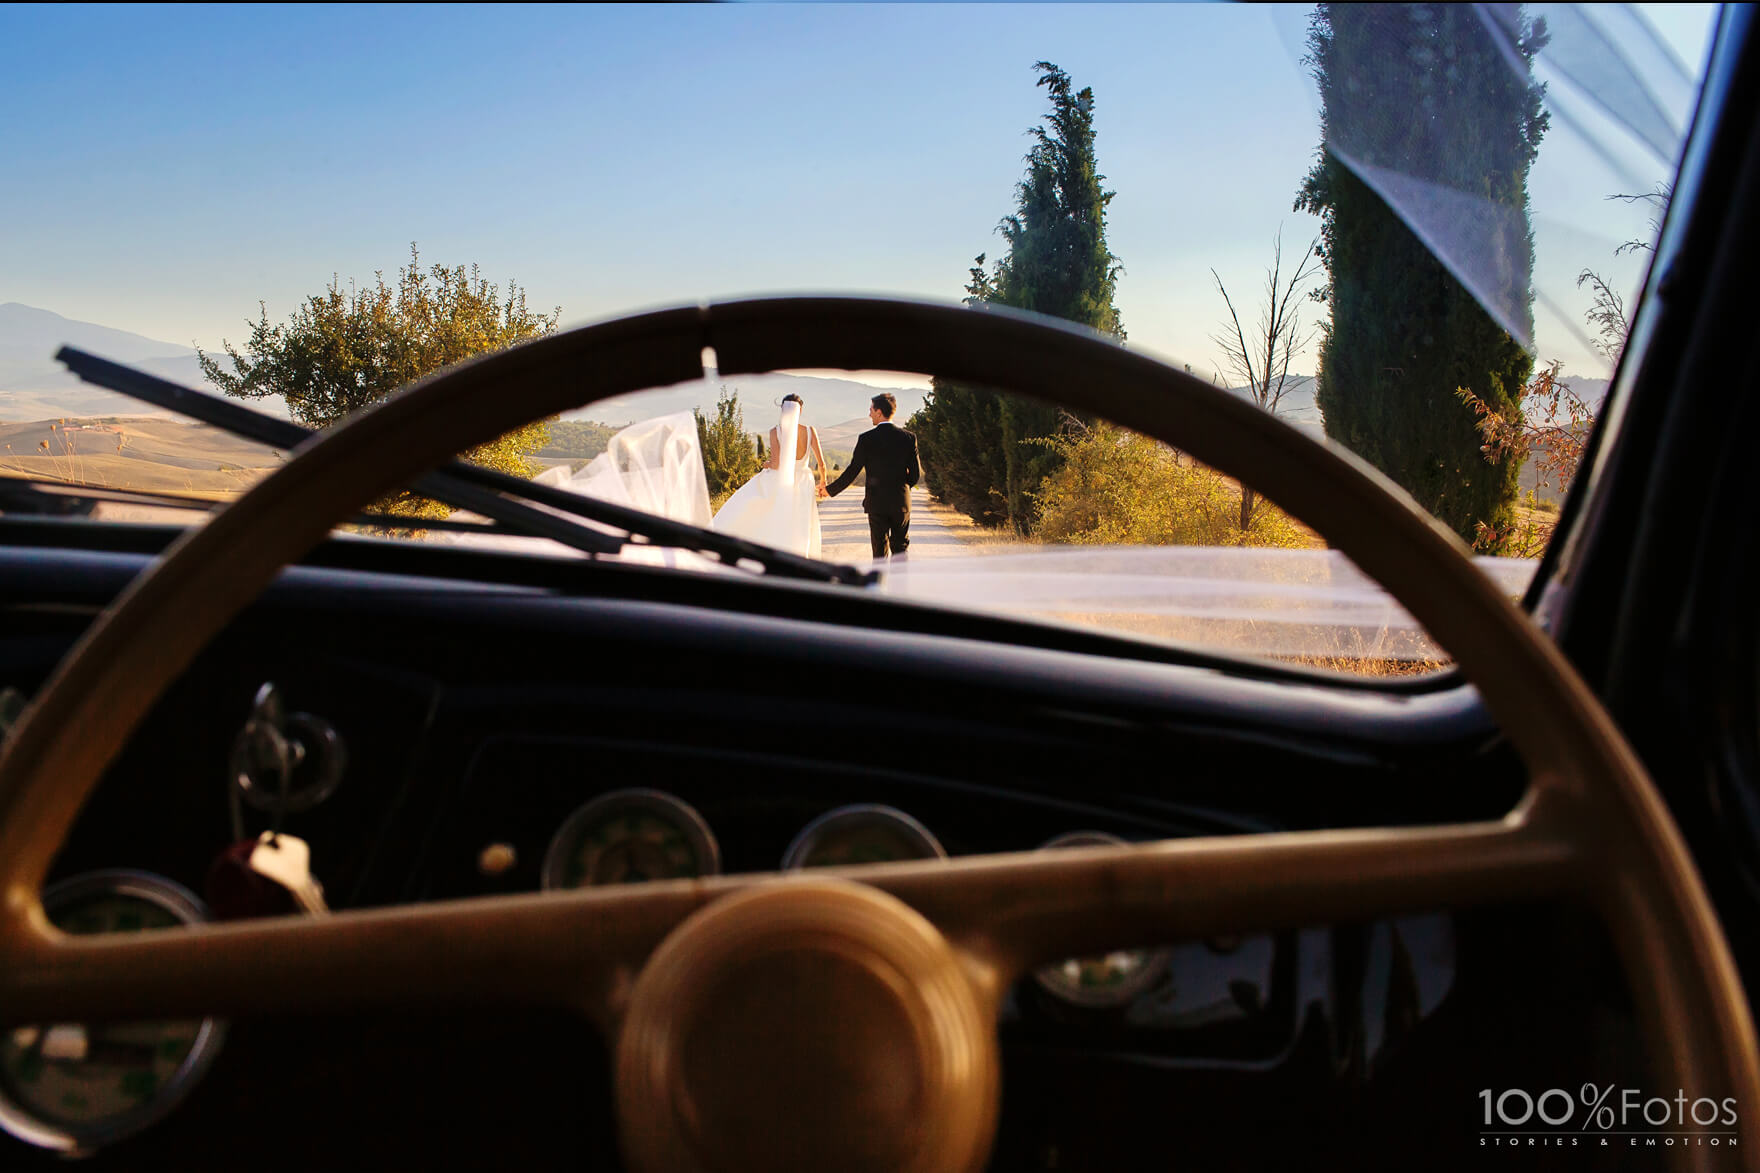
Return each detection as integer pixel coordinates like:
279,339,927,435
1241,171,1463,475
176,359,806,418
0,4,1721,674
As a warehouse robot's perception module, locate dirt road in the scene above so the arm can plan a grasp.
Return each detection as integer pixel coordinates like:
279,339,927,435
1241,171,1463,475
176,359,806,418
818,486,989,562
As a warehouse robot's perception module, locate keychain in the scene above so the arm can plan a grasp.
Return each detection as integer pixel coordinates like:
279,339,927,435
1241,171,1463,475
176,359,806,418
206,684,329,918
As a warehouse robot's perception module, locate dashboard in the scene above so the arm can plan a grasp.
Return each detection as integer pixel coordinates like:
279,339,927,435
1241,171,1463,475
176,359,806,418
0,538,1646,1170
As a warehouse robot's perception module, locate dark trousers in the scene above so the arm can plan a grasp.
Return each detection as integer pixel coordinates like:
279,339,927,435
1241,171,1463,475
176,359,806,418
867,506,909,557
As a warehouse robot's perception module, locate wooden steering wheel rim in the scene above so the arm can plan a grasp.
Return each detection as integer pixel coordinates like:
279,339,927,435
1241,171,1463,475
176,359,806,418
0,297,1753,1170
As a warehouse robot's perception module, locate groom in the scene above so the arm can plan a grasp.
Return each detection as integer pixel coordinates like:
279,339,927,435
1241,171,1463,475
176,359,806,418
819,393,922,560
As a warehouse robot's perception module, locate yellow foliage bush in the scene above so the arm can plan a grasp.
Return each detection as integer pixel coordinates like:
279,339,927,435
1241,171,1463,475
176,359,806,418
1032,422,1312,548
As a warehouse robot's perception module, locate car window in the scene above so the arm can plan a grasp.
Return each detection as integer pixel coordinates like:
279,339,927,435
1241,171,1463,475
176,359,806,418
0,3,1722,675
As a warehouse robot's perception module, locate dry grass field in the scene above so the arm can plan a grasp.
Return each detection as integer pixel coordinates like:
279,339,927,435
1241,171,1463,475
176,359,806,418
0,417,280,497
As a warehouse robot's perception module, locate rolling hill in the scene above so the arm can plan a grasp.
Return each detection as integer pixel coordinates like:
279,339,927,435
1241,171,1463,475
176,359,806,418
579,372,926,430
2,303,924,433
0,303,292,421
0,417,281,496
0,303,1612,511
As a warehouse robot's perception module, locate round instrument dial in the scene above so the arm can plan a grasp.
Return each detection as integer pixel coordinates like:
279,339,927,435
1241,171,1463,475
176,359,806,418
1032,832,1172,1008
542,790,719,889
782,805,946,869
0,872,226,1155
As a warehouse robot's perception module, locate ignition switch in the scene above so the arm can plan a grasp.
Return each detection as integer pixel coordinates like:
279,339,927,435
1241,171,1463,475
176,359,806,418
229,682,347,818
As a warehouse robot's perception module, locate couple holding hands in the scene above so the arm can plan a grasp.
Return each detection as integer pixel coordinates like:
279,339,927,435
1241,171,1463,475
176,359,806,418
710,392,921,563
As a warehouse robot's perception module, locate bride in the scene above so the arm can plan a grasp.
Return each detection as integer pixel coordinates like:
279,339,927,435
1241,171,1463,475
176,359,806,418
710,394,825,557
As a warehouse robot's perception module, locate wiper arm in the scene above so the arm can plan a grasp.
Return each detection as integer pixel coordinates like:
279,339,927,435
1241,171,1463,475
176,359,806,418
54,348,879,586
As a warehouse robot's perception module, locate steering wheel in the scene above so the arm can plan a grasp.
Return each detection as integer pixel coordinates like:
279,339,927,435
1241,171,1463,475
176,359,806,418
0,298,1754,1171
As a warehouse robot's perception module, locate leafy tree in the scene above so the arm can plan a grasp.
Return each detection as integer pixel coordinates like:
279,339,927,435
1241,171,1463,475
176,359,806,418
1458,186,1669,555
917,61,1124,532
538,420,620,462
1457,360,1592,555
911,305,1010,527
695,386,762,509
1294,5,1549,546
198,244,558,517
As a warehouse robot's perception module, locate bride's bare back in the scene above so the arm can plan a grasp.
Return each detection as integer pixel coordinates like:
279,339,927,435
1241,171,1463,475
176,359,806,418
767,424,826,485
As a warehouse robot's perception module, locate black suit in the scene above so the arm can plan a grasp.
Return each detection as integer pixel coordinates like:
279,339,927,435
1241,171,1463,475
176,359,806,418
825,421,922,557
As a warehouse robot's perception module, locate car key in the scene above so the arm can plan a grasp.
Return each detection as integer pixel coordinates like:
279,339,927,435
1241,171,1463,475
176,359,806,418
248,832,330,915
206,838,296,920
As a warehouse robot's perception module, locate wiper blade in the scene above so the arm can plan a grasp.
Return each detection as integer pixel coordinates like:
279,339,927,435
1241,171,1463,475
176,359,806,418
0,474,212,518
50,351,623,559
54,348,879,586
0,472,525,535
0,476,114,518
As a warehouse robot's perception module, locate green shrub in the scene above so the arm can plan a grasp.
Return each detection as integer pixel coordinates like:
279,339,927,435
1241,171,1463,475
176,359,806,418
1033,422,1312,548
695,387,762,510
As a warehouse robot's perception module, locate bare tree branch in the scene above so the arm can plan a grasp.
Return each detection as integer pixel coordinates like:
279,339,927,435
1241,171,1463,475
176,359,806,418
1210,268,1258,399
1576,269,1628,366
1608,183,1671,256
1210,230,1324,529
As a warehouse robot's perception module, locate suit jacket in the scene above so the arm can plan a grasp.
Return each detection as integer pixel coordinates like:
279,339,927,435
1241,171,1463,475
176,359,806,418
825,422,921,516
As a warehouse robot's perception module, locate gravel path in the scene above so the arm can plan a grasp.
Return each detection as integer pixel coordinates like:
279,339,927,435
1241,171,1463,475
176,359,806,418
818,486,983,563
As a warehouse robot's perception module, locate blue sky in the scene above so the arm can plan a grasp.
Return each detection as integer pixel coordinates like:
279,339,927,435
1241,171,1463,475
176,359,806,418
1,3,1721,387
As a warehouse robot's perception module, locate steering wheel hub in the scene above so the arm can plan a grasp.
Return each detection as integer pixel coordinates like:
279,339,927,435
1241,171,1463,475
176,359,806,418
615,878,998,1173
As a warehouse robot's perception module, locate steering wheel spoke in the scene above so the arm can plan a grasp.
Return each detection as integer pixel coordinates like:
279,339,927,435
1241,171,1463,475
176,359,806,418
0,881,710,1030
902,813,1580,985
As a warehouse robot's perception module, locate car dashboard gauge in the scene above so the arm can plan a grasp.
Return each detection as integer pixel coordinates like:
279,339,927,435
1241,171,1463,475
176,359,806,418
541,789,720,889
1031,832,1173,1009
0,871,226,1156
781,804,947,870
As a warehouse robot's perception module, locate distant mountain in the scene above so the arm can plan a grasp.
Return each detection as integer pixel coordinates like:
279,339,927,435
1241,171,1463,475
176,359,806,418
816,417,873,452
3,301,1613,448
1215,375,1323,440
1217,372,1611,436
0,302,203,371
1558,376,1611,409
0,302,229,420
1,303,925,431
1221,371,1610,508
577,371,926,430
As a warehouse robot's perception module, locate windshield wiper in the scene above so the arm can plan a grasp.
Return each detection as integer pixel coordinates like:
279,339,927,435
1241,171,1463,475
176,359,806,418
0,473,545,536
0,476,113,518
53,348,879,587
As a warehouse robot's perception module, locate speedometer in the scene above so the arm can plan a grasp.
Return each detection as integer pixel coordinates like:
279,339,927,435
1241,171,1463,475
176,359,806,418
0,871,226,1155
782,804,946,869
1032,832,1172,1008
541,789,720,889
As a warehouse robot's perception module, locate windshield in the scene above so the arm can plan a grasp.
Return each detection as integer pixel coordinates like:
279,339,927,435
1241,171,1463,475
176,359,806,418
0,3,1721,674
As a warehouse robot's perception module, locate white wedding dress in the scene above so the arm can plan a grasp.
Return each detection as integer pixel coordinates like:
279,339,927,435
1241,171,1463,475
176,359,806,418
426,410,720,569
710,400,822,558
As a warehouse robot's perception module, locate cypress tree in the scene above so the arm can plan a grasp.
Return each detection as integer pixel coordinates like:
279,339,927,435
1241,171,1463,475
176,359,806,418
917,62,1123,532
914,258,1013,527
1295,5,1548,546
694,386,762,503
